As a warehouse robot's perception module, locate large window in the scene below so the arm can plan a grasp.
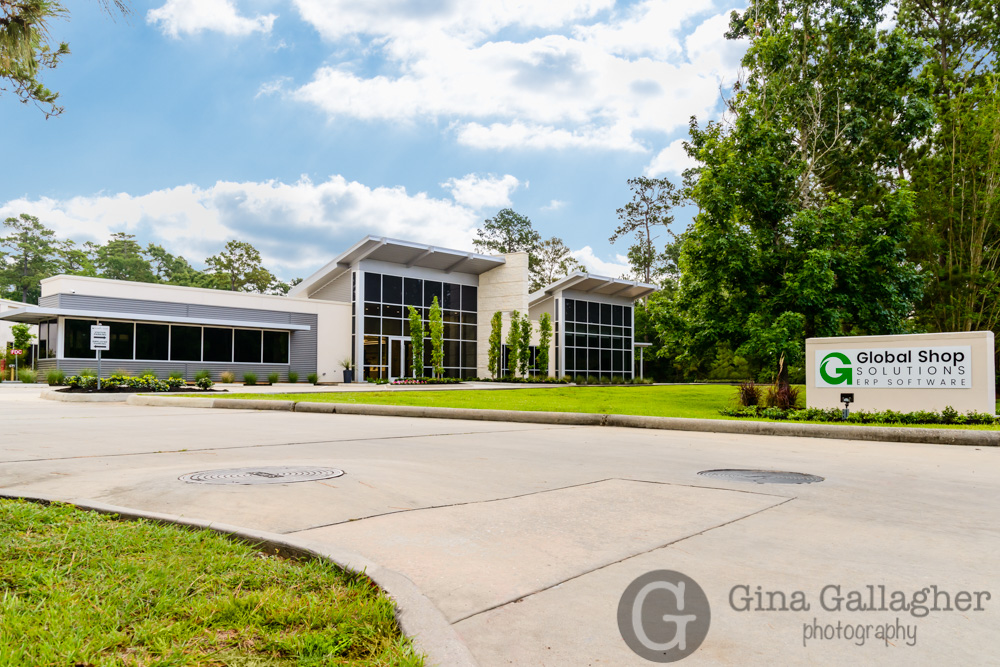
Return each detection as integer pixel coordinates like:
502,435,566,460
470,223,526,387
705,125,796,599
63,318,290,364
263,331,289,364
361,272,477,379
203,327,233,362
64,319,97,359
563,298,632,379
38,320,57,359
234,329,262,363
136,324,169,360
107,322,134,360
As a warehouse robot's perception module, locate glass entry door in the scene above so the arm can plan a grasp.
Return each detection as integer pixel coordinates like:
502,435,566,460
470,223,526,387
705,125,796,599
388,337,413,379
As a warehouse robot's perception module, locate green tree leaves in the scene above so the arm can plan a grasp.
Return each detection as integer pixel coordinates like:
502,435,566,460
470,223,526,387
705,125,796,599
204,240,276,293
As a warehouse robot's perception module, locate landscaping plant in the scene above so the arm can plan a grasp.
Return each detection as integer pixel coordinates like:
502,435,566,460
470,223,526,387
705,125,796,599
537,312,552,376
17,369,36,383
243,372,257,386
307,372,319,384
408,305,424,378
287,371,299,383
268,372,280,384
219,371,235,383
428,296,444,378
505,311,522,378
45,369,65,386
488,311,502,379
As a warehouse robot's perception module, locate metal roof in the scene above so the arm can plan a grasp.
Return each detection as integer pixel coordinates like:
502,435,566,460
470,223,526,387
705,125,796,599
528,272,658,304
0,306,311,331
290,236,505,298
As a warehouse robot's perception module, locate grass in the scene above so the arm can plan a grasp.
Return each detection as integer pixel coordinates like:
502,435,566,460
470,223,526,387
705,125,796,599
0,499,424,666
211,384,1000,430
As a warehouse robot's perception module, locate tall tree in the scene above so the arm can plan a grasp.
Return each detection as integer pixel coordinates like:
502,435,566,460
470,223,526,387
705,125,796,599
0,213,61,303
664,0,930,376
898,0,1000,339
93,232,155,282
488,310,502,379
517,312,532,377
408,305,424,378
1,0,129,117
474,209,543,286
204,240,275,293
531,236,585,291
537,312,552,376
610,177,682,285
428,296,444,378
505,311,522,378
146,244,212,287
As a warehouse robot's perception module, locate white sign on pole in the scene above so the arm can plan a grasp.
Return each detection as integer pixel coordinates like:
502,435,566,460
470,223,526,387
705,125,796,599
90,325,111,351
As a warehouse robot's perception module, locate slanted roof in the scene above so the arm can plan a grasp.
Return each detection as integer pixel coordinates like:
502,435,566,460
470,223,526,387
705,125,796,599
289,236,505,298
528,272,658,305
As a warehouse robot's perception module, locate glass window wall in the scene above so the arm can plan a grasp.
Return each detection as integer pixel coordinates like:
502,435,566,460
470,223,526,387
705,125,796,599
562,298,633,379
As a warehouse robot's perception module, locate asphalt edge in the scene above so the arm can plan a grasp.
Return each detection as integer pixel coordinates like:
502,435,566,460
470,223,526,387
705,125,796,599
0,490,478,667
126,394,1000,446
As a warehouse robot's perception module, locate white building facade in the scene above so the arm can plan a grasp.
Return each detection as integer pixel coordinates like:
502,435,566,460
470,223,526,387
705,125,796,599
0,237,656,382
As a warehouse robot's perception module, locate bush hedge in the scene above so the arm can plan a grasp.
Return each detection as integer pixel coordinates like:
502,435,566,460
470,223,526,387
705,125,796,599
719,405,997,425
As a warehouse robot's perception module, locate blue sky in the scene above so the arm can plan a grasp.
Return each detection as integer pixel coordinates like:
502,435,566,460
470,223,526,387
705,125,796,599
1,0,745,282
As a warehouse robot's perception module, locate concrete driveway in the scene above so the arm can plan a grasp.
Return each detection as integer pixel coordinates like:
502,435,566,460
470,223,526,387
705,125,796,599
1,385,996,665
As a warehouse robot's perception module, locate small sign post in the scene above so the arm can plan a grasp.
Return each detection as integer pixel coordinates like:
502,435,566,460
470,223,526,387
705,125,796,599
90,325,110,390
11,348,22,380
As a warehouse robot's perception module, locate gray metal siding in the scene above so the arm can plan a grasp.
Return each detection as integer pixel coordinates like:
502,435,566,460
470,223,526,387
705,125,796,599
57,293,298,324
47,293,319,380
309,272,351,302
38,294,59,308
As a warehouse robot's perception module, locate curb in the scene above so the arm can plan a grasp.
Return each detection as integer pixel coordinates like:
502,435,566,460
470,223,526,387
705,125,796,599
42,390,129,403
124,394,1000,446
0,490,477,667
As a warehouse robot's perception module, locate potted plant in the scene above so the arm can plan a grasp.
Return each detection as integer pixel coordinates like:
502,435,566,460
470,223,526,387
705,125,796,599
340,358,354,384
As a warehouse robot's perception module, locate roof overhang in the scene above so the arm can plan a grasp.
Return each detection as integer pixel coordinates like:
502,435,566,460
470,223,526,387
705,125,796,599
529,272,658,305
0,306,311,331
290,236,505,298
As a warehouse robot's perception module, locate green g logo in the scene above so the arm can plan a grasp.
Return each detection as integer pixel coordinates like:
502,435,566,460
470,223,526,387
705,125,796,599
820,352,852,386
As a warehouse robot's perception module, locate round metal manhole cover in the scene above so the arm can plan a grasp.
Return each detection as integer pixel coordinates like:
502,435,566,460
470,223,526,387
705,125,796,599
179,466,345,485
697,469,824,485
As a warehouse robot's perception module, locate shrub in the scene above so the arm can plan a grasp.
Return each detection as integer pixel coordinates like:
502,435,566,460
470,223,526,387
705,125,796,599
307,372,319,384
139,369,157,379
46,369,66,386
220,371,235,383
765,383,801,410
196,376,214,390
611,375,623,385
17,369,36,383
586,375,599,385
79,368,97,377
243,372,257,386
168,370,184,380
194,369,211,381
287,371,299,383
737,380,761,407
940,405,960,424
267,372,280,384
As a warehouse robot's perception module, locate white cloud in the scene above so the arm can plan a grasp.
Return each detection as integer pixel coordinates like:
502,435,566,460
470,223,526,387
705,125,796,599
542,199,567,211
571,246,631,278
147,0,276,38
288,2,746,152
0,176,485,279
456,122,645,152
441,174,521,210
645,138,697,177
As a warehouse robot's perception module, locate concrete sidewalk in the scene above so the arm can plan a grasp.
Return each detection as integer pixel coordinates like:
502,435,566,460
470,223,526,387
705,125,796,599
0,387,996,665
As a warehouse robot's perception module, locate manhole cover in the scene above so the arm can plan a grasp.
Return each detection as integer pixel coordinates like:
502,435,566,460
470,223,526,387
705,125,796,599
179,466,345,485
697,469,824,485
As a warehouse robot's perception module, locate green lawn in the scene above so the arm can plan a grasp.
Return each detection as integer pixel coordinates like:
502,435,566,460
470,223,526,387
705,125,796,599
0,499,423,666
217,385,1000,430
